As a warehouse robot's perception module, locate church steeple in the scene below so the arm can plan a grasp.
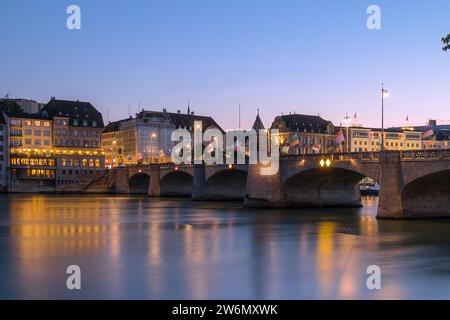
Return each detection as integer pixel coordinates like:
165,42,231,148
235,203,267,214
187,100,190,115
251,109,265,130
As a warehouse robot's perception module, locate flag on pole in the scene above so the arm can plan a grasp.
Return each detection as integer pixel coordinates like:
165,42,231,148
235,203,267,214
290,134,300,146
312,144,321,153
422,127,434,139
205,143,214,154
281,145,290,155
335,129,345,144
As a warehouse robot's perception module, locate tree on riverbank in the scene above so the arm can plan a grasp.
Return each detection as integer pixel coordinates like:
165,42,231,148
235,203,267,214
443,34,450,51
0,100,23,113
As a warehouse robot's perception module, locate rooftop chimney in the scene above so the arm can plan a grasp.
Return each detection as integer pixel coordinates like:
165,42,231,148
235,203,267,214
429,119,437,126
177,110,180,113
191,111,194,115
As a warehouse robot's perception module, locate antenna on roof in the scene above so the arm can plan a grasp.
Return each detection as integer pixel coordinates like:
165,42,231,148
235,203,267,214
187,100,190,115
238,103,241,129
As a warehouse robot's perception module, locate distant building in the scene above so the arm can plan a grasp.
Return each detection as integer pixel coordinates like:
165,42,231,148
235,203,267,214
102,107,224,166
4,98,106,192
392,120,450,150
0,112,8,191
338,126,422,152
270,113,337,154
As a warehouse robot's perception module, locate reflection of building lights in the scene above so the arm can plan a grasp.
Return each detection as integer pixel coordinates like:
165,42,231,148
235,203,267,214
138,169,142,173
174,166,179,171
227,164,233,169
325,159,331,167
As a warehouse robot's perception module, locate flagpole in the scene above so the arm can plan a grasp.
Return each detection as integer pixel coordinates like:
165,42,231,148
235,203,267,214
381,83,385,151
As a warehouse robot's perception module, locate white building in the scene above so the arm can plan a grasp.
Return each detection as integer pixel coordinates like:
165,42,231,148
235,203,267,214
102,107,224,166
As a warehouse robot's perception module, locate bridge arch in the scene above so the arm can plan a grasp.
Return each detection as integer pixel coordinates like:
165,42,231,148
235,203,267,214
202,168,248,200
129,172,150,194
160,171,193,197
282,167,378,208
401,169,450,217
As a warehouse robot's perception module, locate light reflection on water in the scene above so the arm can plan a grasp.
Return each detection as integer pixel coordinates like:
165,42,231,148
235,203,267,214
0,194,449,299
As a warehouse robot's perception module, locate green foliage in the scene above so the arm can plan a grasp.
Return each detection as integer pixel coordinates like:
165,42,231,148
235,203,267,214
0,100,24,113
442,34,450,51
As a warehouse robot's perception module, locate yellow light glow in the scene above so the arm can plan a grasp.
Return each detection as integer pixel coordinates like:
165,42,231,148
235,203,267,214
325,159,331,167
320,159,325,167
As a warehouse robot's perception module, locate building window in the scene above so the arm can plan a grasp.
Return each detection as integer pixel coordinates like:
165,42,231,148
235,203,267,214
44,121,50,127
35,120,41,127
92,121,97,127
25,120,32,126
73,120,79,126
25,139,32,145
89,159,94,167
44,140,50,146
62,159,67,166
25,129,32,135
34,140,41,146
73,130,78,137
95,159,101,168
34,130,41,136
83,120,88,126
82,159,88,167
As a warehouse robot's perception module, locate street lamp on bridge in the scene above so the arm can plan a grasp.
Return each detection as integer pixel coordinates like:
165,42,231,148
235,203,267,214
381,83,389,151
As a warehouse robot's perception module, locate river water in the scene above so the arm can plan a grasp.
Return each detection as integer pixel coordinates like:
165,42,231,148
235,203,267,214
0,194,449,299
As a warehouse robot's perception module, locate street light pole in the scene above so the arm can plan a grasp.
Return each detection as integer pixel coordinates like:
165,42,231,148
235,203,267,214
150,133,156,164
381,83,388,151
343,113,351,153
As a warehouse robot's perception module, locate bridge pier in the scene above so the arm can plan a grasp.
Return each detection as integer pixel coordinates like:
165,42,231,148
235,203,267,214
148,167,160,197
191,164,205,200
244,163,283,208
377,151,404,219
113,168,131,194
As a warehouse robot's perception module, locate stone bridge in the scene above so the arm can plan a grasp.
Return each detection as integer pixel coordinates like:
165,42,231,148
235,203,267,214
111,150,450,219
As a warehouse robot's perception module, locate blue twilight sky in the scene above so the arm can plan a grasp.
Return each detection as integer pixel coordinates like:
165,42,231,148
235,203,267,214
1,0,449,129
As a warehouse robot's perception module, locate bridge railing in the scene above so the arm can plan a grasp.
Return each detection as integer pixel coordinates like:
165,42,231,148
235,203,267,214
401,149,450,160
281,152,380,162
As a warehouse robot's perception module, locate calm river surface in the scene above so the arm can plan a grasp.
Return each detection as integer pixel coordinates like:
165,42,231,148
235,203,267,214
0,194,449,299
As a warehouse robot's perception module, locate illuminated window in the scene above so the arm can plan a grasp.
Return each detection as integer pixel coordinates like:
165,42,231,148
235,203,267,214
44,122,50,127
89,159,94,167
82,159,88,167
95,159,101,168
35,121,41,127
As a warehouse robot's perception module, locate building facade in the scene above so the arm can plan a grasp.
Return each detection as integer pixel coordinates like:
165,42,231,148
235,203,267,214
0,112,8,191
4,99,106,192
103,108,224,167
270,114,337,154
340,126,423,152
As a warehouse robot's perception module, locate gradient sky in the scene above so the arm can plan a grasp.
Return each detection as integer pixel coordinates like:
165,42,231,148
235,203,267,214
1,0,450,129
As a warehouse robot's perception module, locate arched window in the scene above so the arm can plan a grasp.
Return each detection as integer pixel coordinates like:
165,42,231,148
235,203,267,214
61,159,67,167
95,159,101,168
82,159,88,167
89,159,94,167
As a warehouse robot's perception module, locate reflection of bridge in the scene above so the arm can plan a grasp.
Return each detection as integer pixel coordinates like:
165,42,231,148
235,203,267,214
111,150,450,219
